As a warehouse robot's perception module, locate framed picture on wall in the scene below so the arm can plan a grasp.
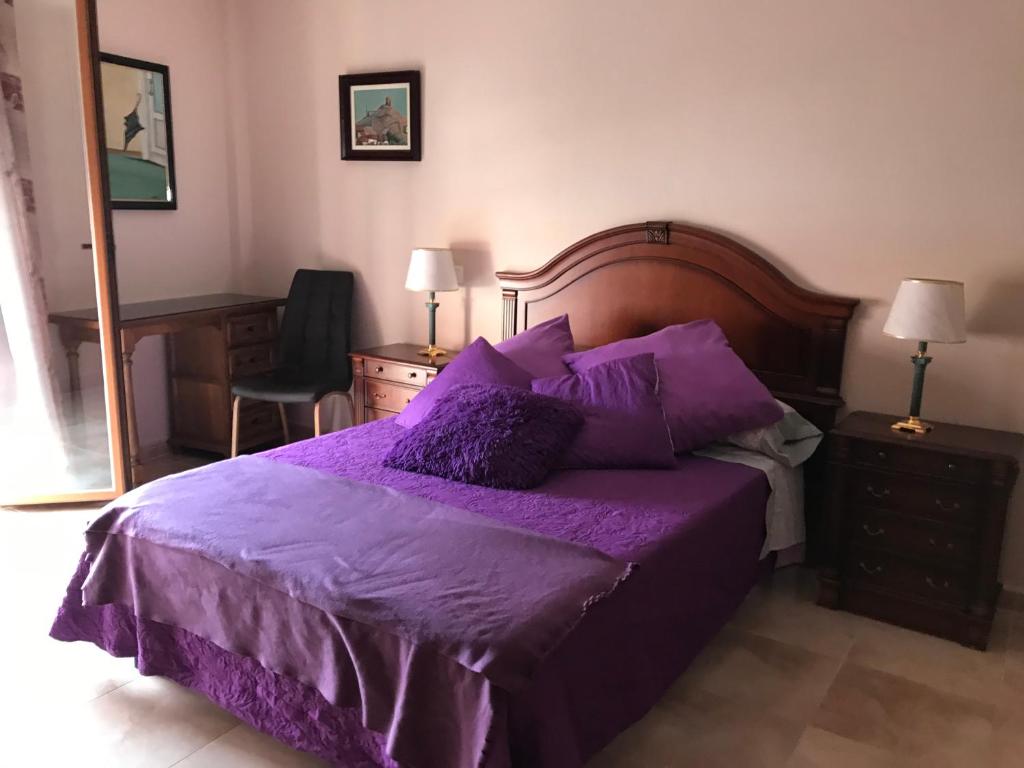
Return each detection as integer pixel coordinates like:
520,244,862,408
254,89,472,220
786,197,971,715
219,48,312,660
99,53,178,210
339,70,421,161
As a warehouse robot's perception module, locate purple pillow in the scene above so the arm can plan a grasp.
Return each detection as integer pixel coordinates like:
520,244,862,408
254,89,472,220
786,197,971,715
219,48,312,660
396,337,533,428
562,319,728,372
658,346,784,452
563,321,782,452
494,314,575,378
384,383,583,489
532,354,675,469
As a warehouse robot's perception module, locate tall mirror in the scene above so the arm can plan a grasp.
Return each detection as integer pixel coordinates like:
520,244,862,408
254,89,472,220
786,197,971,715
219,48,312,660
0,0,125,504
94,0,296,488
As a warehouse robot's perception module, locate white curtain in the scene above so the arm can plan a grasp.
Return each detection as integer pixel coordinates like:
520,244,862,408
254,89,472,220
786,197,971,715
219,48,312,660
0,1,69,499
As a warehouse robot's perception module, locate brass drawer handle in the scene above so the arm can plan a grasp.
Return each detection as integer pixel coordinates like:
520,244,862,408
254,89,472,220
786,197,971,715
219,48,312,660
925,576,951,590
927,537,956,552
865,484,890,499
947,463,958,472
859,561,884,576
861,524,885,537
876,451,888,461
373,392,387,400
375,366,385,374
935,498,961,513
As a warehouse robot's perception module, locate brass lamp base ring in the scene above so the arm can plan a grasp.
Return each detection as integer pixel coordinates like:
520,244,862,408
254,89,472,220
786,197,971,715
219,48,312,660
417,345,448,358
892,416,932,435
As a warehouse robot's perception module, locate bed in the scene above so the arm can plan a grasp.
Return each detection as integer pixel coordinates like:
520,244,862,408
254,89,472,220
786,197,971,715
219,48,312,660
51,221,857,767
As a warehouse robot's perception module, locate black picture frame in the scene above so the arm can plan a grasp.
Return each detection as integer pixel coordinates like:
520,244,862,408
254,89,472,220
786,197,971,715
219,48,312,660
99,53,178,210
339,70,421,161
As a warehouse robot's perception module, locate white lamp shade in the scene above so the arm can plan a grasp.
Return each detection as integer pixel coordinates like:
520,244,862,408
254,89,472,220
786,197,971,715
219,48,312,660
405,248,459,292
883,278,966,343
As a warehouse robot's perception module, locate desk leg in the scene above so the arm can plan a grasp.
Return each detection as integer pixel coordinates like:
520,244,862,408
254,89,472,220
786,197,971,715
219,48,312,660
121,336,141,480
57,329,84,425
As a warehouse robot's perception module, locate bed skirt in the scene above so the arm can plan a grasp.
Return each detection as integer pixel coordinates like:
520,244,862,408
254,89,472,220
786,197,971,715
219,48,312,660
51,555,400,768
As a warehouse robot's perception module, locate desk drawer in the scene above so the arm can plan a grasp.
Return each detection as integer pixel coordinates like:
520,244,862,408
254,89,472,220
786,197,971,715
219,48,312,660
851,440,984,484
227,311,277,347
363,359,431,387
238,401,281,434
846,547,968,607
364,379,418,414
229,343,277,379
849,469,978,525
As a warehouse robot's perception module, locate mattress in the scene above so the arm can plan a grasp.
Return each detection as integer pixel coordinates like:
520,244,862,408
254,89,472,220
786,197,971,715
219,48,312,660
52,418,770,767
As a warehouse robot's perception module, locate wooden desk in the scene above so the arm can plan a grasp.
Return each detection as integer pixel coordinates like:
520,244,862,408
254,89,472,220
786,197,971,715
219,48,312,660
50,293,285,484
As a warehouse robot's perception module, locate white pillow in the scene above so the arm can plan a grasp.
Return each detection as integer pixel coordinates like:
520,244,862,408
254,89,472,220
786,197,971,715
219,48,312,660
725,401,822,467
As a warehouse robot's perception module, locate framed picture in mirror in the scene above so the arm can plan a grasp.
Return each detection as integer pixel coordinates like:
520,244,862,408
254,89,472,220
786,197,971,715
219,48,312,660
99,53,177,209
339,70,421,161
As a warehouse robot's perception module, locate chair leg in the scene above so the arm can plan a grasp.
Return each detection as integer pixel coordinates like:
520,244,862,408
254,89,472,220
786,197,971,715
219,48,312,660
314,399,322,438
277,403,290,444
230,395,242,458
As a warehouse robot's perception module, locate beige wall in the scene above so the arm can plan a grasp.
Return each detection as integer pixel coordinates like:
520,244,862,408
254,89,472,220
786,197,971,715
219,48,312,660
230,0,1024,585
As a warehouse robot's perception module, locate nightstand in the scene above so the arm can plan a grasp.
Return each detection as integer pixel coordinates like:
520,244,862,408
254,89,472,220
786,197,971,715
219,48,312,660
349,344,455,425
818,411,1022,649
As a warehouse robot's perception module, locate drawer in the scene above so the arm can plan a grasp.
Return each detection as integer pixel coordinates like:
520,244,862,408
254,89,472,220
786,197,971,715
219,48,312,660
364,406,397,423
849,507,974,569
363,359,431,387
236,402,281,436
846,547,968,607
227,311,277,347
848,469,978,525
364,379,419,414
229,343,277,379
850,439,984,484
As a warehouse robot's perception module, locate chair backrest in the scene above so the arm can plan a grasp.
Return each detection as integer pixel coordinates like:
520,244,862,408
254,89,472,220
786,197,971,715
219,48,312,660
278,269,354,390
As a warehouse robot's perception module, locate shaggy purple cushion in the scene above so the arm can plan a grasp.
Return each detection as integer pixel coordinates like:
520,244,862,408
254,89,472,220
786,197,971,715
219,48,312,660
494,314,575,378
396,337,534,428
532,353,675,469
384,383,583,490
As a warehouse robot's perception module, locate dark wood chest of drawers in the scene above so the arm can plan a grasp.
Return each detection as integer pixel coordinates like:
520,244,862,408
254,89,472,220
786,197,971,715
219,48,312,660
349,344,453,425
818,411,1022,649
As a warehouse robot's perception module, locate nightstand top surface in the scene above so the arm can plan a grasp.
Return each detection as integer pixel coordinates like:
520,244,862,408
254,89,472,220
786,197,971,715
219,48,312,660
350,343,458,369
835,411,1023,463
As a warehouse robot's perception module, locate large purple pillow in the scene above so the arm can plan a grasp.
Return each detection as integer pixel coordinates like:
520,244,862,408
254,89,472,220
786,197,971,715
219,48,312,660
563,321,782,452
384,383,583,489
561,319,728,372
494,314,575,378
532,353,675,469
651,345,783,451
396,337,533,427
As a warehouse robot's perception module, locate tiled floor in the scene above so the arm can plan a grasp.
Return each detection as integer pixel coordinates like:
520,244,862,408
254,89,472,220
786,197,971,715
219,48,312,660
3,505,1023,767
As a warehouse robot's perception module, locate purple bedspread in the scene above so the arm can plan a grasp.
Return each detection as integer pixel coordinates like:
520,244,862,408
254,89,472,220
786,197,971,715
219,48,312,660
53,418,769,767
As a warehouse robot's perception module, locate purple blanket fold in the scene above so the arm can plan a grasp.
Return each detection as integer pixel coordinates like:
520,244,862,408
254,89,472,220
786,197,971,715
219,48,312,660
74,455,634,768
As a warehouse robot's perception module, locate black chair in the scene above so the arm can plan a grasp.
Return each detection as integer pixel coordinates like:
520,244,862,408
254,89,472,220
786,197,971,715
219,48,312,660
230,269,355,456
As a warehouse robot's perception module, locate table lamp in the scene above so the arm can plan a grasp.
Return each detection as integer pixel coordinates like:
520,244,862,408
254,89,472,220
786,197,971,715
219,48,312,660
405,248,459,357
882,278,966,434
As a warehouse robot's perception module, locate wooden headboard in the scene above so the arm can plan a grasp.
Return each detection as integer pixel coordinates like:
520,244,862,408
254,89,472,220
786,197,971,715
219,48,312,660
496,221,859,430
